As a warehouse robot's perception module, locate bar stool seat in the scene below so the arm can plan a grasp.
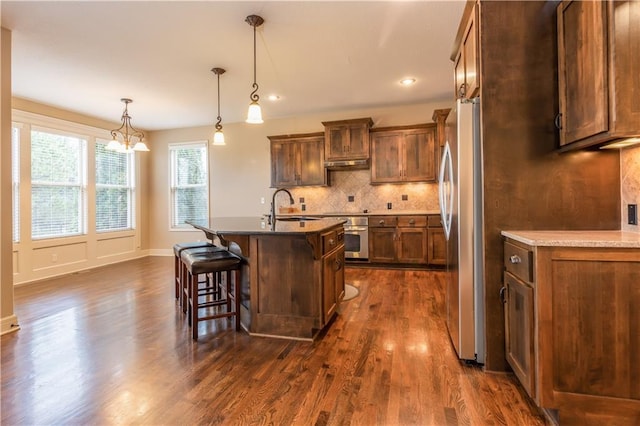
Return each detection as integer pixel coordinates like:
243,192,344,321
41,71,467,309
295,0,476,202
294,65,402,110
172,242,215,301
181,247,242,340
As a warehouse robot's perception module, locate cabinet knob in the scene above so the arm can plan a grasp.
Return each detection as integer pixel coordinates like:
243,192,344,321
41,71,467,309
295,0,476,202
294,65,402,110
409,219,415,225
379,220,385,225
509,255,521,264
335,259,342,271
329,238,335,246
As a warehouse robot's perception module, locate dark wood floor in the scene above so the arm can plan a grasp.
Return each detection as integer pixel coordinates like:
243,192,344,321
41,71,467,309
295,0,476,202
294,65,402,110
1,256,545,425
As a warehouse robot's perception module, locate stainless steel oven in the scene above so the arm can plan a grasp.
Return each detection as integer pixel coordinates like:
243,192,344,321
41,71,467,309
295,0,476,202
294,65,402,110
339,216,369,260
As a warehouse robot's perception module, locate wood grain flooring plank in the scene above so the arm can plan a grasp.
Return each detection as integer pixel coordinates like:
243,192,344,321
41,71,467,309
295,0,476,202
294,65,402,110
1,257,547,425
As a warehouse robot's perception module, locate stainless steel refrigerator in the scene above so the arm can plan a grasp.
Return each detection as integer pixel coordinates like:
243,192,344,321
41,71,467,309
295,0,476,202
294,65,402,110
438,98,485,364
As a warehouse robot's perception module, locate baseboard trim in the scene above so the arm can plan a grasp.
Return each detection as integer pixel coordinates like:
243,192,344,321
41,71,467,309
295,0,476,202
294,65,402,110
1,314,20,335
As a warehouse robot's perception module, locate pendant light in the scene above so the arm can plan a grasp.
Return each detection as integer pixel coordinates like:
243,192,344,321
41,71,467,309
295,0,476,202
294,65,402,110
211,67,226,146
245,14,264,124
107,98,149,152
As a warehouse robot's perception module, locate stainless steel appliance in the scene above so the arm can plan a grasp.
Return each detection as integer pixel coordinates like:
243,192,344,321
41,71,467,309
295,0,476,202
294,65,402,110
339,216,369,260
438,98,485,364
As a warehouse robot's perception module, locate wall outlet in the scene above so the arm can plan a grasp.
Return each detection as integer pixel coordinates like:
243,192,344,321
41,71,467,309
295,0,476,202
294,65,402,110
299,197,305,203
628,204,638,225
402,194,408,201
301,204,306,211
348,195,355,202
260,197,265,204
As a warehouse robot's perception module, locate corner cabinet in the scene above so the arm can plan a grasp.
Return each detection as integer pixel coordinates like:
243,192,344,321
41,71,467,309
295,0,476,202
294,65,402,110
268,132,326,188
370,124,437,184
452,1,479,100
322,117,373,162
556,0,640,150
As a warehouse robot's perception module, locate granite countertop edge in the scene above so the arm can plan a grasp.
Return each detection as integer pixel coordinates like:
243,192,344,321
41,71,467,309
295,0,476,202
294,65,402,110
501,230,640,248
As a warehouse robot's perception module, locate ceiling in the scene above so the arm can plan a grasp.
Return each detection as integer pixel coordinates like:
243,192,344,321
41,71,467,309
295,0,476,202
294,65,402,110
2,1,466,131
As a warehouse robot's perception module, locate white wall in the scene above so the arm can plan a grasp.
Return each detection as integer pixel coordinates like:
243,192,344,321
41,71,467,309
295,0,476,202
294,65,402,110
148,100,452,253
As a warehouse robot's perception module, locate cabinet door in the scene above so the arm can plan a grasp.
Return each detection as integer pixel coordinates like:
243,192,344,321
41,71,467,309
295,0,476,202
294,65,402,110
427,227,446,266
371,132,402,183
325,126,348,161
403,128,436,182
298,136,326,186
368,227,396,263
557,0,608,146
346,122,370,159
397,227,427,264
335,247,345,302
504,272,535,398
322,250,338,323
270,141,298,187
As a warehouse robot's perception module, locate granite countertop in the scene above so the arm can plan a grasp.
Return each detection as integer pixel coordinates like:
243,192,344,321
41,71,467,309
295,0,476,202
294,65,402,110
188,216,346,236
501,230,640,248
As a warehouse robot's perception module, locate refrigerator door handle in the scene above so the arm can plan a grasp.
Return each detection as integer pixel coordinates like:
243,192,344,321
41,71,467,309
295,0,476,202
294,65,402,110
438,142,454,240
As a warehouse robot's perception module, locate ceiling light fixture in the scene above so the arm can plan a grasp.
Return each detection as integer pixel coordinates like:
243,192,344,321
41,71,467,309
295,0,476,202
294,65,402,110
211,67,226,146
400,78,416,86
106,98,149,152
245,14,265,124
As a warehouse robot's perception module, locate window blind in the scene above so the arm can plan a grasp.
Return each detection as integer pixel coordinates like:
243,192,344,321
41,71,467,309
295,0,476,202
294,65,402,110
95,140,134,232
12,126,20,242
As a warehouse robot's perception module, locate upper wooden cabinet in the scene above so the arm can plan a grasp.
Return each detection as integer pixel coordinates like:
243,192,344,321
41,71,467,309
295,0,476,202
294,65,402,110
268,132,326,188
370,124,437,184
452,1,479,99
557,0,640,150
322,117,373,162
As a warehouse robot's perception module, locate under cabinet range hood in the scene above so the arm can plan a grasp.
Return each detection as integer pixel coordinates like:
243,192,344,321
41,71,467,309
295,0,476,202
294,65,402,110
324,159,369,170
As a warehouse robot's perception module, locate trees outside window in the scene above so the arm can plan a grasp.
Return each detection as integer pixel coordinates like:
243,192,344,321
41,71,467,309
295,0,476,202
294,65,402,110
169,142,209,229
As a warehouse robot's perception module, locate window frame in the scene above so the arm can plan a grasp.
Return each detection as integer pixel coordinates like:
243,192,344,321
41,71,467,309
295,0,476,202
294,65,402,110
168,141,210,231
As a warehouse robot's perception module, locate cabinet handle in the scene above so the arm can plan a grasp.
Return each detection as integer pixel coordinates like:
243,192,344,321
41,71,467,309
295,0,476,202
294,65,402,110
335,259,342,271
509,255,521,264
379,220,385,225
458,83,467,98
329,238,335,246
500,286,507,303
554,113,562,130
409,219,415,225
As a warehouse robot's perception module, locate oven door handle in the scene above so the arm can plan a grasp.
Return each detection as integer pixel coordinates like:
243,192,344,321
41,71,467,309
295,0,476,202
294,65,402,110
344,227,368,232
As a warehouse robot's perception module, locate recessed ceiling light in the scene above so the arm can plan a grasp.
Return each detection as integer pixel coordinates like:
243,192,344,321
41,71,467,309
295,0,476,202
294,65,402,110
268,94,281,101
400,78,416,86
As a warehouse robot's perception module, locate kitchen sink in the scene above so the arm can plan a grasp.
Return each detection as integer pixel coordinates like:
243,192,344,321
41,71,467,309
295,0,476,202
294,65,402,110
276,216,320,222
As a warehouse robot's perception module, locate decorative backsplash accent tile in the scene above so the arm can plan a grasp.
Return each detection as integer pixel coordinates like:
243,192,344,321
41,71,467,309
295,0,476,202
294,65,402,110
621,145,640,233
286,169,439,214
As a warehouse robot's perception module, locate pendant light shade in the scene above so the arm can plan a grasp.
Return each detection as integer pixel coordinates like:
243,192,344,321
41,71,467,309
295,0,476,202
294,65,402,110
245,14,264,124
211,67,226,146
107,98,148,152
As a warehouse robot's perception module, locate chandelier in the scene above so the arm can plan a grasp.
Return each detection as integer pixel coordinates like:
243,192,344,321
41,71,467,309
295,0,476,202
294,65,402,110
106,98,149,152
211,67,226,145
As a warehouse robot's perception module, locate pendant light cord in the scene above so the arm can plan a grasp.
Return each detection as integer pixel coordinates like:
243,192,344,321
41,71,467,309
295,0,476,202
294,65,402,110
215,72,222,131
250,23,259,102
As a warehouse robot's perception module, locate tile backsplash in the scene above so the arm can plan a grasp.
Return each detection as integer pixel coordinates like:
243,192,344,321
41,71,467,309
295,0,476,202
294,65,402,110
621,144,640,233
286,169,439,214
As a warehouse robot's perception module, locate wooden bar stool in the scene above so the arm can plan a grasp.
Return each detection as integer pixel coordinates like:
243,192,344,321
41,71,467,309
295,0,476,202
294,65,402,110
172,242,214,301
181,247,242,340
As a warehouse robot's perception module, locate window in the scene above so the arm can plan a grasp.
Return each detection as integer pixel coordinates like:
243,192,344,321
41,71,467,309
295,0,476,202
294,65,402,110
31,128,87,239
95,140,134,232
169,142,209,229
12,126,20,242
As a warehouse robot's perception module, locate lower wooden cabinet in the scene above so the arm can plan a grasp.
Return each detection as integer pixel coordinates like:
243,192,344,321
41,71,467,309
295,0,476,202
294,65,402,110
502,235,640,424
322,228,345,324
368,215,428,265
503,271,535,398
427,215,445,266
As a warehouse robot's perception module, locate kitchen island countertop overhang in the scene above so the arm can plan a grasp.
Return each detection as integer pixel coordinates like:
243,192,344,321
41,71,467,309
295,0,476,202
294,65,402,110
186,216,347,341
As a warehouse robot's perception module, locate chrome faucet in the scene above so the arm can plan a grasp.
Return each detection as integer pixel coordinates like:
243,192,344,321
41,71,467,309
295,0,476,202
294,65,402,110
270,188,294,230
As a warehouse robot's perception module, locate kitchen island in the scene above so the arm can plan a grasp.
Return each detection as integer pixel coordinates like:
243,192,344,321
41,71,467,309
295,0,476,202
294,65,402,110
188,216,346,340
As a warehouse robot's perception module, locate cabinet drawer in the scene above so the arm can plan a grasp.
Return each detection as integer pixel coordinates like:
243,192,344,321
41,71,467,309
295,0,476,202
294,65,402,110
322,230,342,255
504,242,533,283
397,216,427,227
427,215,442,228
370,216,397,227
